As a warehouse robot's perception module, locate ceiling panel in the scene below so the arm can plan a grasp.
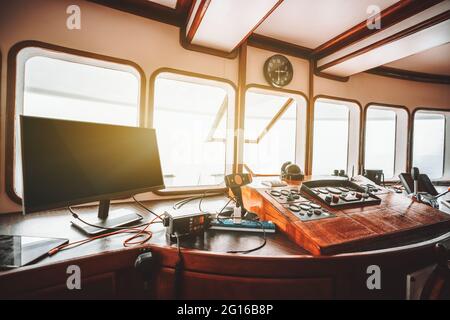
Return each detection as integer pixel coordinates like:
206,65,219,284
255,0,399,49
189,0,282,52
384,43,450,75
147,0,178,9
322,19,450,77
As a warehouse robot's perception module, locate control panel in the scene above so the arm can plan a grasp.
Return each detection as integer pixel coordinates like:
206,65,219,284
265,187,335,222
301,180,381,209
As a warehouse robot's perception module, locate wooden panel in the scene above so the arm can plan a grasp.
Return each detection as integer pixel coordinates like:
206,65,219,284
155,267,333,299
245,179,450,256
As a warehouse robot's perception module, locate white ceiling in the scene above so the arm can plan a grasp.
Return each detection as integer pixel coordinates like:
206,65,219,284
255,0,399,48
384,42,450,75
147,0,178,9
190,0,281,52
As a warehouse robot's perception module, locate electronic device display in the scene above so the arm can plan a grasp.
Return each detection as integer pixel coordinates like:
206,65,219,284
20,116,165,234
163,210,211,241
0,235,68,269
301,180,382,209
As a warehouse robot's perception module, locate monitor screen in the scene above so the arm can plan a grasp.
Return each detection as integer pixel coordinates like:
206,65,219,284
20,116,165,213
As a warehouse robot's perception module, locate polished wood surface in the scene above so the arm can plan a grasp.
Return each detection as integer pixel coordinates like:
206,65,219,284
245,179,450,256
0,190,449,299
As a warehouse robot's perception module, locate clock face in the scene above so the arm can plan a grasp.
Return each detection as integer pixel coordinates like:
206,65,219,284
264,55,293,88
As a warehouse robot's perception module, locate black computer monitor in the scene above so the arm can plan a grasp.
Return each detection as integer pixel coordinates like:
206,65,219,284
20,115,165,234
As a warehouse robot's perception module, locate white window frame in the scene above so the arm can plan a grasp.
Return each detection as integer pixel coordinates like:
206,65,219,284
412,109,450,181
364,104,409,181
12,46,143,199
239,86,308,176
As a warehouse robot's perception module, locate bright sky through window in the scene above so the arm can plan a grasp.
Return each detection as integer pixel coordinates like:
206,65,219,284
153,76,229,188
312,101,349,175
413,112,446,179
365,107,396,178
14,54,140,197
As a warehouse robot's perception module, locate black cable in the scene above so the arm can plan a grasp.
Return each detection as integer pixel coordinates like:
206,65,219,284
225,219,267,254
132,195,164,221
173,233,184,300
69,199,163,232
173,192,224,210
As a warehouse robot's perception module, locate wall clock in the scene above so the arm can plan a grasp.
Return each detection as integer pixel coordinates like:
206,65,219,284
264,54,293,88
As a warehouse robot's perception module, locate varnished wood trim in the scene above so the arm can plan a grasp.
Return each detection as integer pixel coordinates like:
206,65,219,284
235,44,248,174
148,67,237,196
310,95,364,175
314,69,350,83
179,25,239,59
183,1,284,57
88,0,193,27
317,10,450,73
229,0,285,53
247,34,312,60
312,0,446,58
360,103,411,177
305,60,314,175
366,66,450,85
5,40,147,205
185,0,211,43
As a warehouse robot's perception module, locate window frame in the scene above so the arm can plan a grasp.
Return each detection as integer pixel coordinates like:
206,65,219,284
311,95,362,177
241,84,308,177
149,68,237,195
411,107,450,182
362,103,409,181
5,41,146,204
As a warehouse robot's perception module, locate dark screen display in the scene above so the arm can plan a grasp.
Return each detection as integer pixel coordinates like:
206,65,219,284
21,116,164,213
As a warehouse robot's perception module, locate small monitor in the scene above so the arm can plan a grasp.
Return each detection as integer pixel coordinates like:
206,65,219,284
20,116,165,234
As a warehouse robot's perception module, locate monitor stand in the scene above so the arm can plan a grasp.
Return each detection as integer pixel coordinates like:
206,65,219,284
71,200,143,235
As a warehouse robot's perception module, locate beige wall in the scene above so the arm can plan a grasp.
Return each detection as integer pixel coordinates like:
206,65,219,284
0,0,449,213
314,72,450,111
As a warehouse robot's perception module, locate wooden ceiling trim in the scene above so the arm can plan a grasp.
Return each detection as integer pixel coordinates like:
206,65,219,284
312,0,446,59
247,34,312,59
185,0,211,43
88,0,194,27
317,10,450,73
228,0,285,53
366,66,450,84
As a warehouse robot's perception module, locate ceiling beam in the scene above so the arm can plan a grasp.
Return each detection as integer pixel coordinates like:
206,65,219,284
317,10,450,73
312,0,446,59
366,66,450,84
88,0,193,27
185,0,284,53
186,0,211,43
247,34,312,59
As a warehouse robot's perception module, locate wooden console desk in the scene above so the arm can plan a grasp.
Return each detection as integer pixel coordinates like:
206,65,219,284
0,187,449,299
244,179,450,256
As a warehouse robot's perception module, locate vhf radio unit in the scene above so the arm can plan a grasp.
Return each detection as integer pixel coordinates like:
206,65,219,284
162,210,211,242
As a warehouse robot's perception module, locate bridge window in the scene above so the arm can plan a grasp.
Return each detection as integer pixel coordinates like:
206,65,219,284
413,111,447,180
13,47,142,198
312,98,360,176
243,88,307,175
152,72,235,189
364,105,408,180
